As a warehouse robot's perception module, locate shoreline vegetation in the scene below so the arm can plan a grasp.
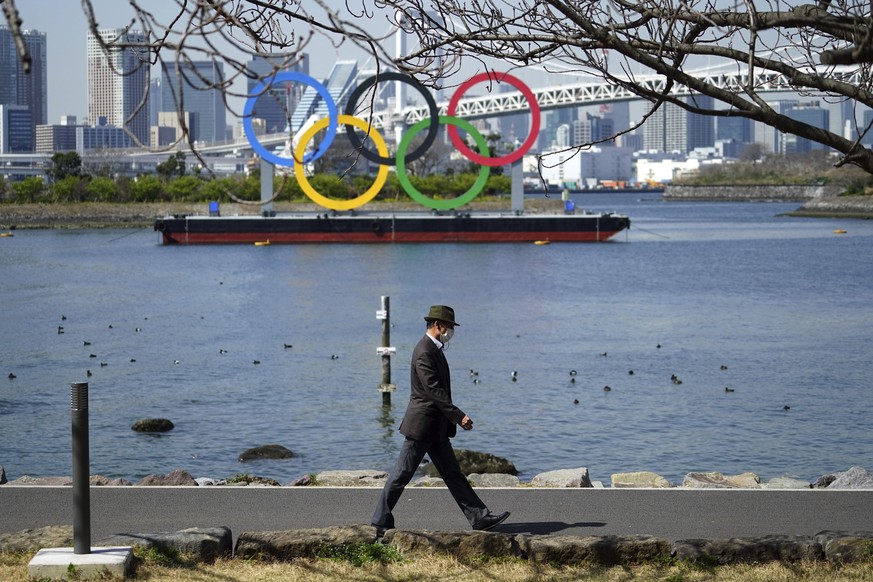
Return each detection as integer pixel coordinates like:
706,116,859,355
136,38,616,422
0,188,872,232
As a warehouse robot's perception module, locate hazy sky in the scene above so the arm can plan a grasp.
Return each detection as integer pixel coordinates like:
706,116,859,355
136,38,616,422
12,0,390,124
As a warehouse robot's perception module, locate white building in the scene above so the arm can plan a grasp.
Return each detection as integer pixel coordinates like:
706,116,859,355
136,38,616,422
87,28,150,146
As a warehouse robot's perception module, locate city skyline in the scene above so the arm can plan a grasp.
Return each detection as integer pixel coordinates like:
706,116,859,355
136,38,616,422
10,0,373,124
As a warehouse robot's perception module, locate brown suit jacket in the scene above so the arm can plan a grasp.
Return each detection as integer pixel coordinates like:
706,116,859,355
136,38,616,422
399,334,466,442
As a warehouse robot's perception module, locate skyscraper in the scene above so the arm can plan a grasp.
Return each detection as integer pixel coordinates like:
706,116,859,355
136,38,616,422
87,28,150,146
246,55,310,134
19,29,47,126
644,94,714,153
161,60,227,143
0,26,47,151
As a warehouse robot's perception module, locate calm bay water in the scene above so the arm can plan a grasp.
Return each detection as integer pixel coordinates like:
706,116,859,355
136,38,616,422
1,193,872,485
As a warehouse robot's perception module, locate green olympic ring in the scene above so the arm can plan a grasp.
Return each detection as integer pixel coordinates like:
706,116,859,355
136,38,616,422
396,116,491,210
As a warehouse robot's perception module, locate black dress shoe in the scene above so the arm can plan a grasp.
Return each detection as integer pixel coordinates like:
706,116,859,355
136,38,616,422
373,525,391,539
472,511,510,531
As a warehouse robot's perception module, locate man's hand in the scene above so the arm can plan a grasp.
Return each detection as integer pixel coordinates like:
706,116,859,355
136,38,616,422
459,415,473,431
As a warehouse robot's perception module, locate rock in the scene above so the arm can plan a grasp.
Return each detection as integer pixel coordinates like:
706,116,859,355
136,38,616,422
234,525,376,560
90,475,132,486
224,474,280,486
0,525,73,553
136,469,198,486
813,474,837,489
682,471,760,489
238,444,295,462
97,527,232,562
815,531,873,563
131,418,175,433
530,468,592,488
611,471,671,488
392,530,515,560
468,473,520,487
314,470,388,487
410,476,446,487
672,535,824,564
520,534,670,565
423,449,517,477
194,477,223,486
0,465,6,485
826,466,873,489
762,477,811,489
288,474,313,486
9,475,72,486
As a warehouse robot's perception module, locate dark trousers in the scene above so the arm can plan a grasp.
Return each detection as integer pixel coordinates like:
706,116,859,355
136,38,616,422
371,437,489,529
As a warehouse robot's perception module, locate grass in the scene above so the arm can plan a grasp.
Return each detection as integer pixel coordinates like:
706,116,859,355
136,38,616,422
4,549,873,581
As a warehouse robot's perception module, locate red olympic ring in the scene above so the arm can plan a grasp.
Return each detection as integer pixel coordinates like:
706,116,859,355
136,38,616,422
447,72,541,167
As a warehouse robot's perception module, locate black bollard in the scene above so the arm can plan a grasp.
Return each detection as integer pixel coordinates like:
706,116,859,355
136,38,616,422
71,382,91,555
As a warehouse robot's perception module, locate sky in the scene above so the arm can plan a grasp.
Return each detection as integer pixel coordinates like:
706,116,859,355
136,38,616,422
10,0,394,124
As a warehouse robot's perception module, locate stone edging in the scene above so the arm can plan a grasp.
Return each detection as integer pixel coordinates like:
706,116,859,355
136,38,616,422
4,525,872,567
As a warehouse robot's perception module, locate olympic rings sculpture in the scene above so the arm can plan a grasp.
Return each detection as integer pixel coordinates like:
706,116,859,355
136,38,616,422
243,71,540,211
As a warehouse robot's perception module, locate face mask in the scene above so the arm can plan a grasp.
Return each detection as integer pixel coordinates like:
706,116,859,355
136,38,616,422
439,327,454,346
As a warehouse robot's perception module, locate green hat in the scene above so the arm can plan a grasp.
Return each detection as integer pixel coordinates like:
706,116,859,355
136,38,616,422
424,305,459,326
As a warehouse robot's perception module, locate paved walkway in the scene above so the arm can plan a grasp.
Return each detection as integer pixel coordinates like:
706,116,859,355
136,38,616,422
3,487,872,544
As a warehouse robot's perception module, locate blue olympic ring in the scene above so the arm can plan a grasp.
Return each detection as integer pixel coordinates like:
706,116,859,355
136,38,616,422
242,71,337,165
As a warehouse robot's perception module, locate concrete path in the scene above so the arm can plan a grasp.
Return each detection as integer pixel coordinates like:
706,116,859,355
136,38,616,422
3,487,872,544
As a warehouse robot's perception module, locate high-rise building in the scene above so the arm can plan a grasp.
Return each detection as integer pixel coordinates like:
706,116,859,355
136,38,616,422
784,101,829,153
0,104,34,153
245,55,309,134
0,26,47,140
644,94,714,153
19,29,47,126
87,28,150,146
161,61,227,143
717,114,754,145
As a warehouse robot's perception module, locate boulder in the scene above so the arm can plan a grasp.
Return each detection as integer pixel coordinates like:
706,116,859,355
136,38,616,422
682,471,760,489
235,525,376,560
827,466,873,489
392,530,514,560
90,475,132,486
611,471,671,488
9,475,72,486
0,464,6,485
520,534,670,565
410,476,446,487
423,449,517,477
238,444,295,462
530,468,592,488
131,418,174,433
288,474,313,486
468,473,520,487
672,535,823,564
224,474,280,486
136,469,198,486
0,525,73,553
813,474,837,489
194,477,223,486
97,527,232,562
815,531,873,563
762,477,811,489
314,470,388,487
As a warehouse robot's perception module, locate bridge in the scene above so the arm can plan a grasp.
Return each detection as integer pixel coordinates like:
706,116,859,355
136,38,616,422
2,64,860,177
188,64,862,157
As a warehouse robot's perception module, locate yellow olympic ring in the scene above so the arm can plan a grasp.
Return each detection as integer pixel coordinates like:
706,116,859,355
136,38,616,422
294,114,390,211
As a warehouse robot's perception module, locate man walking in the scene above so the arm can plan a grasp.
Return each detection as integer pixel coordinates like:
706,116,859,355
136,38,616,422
371,305,510,537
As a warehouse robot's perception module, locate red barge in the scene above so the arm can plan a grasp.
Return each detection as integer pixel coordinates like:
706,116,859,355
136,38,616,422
153,209,631,244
